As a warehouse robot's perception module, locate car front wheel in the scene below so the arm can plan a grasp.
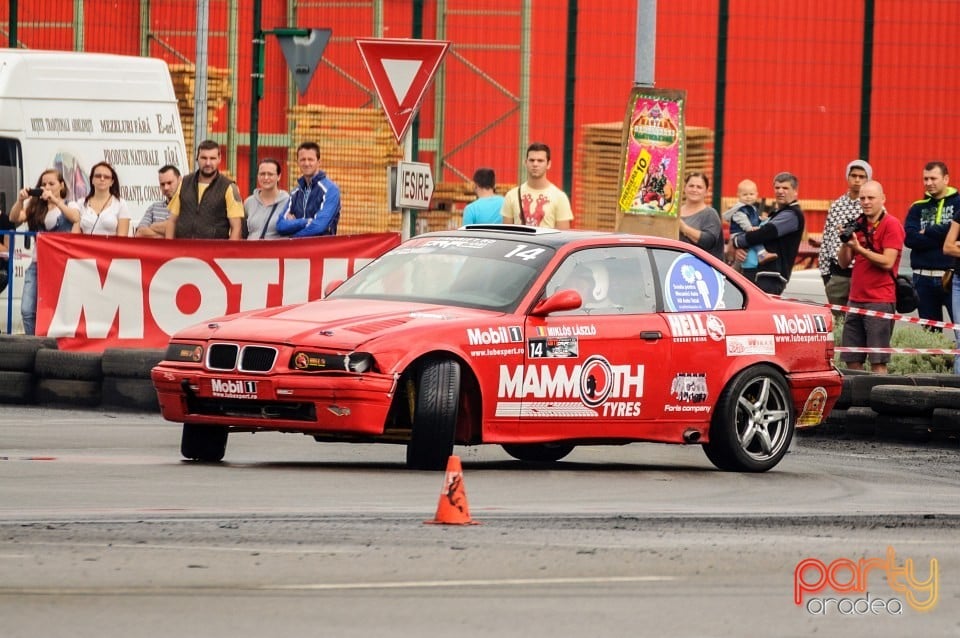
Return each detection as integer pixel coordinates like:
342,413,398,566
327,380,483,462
181,423,228,462
703,365,794,472
406,359,460,470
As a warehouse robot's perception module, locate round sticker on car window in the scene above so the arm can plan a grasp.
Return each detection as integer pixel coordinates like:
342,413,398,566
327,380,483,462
664,253,724,312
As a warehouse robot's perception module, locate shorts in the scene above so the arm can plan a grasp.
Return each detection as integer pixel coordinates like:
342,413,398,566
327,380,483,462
840,301,895,364
824,273,851,307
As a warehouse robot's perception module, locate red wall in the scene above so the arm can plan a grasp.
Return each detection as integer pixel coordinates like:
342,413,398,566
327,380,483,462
5,1,959,227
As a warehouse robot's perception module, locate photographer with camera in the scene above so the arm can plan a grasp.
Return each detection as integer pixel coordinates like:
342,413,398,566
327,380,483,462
904,161,957,331
837,180,905,374
8,169,80,335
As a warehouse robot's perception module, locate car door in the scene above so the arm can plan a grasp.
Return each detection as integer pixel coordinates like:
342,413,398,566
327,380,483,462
647,246,747,421
513,246,673,442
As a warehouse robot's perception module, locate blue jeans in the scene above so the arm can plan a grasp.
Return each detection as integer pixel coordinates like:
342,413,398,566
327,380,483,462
953,273,960,374
913,272,954,327
22,260,36,335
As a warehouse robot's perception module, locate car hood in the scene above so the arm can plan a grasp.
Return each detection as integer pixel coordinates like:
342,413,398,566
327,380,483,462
173,298,502,350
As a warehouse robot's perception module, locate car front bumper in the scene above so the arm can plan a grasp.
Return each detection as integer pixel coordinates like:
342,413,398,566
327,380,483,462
151,365,398,434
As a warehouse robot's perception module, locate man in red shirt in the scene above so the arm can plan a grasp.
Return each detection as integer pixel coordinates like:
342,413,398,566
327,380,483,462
837,180,905,374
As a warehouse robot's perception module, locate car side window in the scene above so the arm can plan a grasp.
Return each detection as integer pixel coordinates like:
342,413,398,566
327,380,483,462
546,246,657,315
648,248,744,311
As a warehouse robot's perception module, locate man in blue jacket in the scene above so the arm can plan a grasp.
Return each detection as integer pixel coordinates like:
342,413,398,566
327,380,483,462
277,141,341,237
904,161,958,329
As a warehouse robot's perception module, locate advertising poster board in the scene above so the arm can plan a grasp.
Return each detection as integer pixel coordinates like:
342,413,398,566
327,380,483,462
615,87,687,238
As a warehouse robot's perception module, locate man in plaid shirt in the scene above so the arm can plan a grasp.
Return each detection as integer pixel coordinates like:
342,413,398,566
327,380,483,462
818,160,872,316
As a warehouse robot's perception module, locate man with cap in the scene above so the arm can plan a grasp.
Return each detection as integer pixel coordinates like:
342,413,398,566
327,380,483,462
904,161,959,329
818,160,872,315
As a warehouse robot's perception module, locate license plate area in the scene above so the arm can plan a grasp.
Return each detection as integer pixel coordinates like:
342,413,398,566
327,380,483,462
203,377,270,400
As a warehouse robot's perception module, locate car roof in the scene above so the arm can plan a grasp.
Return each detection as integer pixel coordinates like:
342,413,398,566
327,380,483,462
420,224,661,249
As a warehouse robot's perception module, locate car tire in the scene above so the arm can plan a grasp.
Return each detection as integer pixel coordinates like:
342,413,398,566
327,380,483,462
703,365,794,472
843,406,877,436
0,341,44,372
875,414,931,442
931,408,960,440
181,423,228,462
848,376,912,407
406,359,460,471
101,376,160,412
34,349,103,381
0,370,35,403
101,348,166,379
35,378,101,406
502,443,575,463
869,385,937,416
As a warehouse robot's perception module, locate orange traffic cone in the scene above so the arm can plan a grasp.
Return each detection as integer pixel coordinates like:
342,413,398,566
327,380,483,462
425,455,479,525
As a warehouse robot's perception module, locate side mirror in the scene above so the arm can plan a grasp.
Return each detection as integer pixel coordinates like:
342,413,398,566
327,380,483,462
323,279,344,297
531,289,582,316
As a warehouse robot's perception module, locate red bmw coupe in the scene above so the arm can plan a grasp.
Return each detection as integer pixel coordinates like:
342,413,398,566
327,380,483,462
152,226,840,471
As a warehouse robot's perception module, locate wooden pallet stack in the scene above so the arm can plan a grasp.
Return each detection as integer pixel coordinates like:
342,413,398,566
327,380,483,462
167,64,232,154
574,122,714,231
288,106,403,234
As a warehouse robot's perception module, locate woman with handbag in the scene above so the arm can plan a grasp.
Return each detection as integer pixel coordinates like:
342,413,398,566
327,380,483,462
8,169,80,334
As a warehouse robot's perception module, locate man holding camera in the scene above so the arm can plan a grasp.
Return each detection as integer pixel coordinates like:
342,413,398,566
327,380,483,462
904,161,957,330
838,180,905,374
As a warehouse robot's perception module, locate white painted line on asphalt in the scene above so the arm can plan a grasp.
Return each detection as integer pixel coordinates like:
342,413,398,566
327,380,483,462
260,575,677,591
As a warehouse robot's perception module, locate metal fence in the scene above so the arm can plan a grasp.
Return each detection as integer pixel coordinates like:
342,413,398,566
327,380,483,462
2,0,958,233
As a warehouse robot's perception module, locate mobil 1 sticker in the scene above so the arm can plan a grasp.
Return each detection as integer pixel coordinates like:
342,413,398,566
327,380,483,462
528,336,579,358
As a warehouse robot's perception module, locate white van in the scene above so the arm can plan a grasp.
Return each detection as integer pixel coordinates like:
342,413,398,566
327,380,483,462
0,50,189,333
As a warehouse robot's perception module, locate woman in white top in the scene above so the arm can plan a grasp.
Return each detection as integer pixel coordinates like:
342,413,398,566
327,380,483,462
8,168,82,334
72,162,131,236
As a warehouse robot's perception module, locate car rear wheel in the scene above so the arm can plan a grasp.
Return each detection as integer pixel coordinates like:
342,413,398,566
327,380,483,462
406,359,460,470
502,443,575,462
181,423,228,462
703,365,794,472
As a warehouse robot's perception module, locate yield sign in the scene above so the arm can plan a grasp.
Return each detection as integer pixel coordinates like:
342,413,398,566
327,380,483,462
356,38,451,143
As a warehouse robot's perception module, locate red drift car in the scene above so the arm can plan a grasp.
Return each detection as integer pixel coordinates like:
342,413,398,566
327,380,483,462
152,226,841,472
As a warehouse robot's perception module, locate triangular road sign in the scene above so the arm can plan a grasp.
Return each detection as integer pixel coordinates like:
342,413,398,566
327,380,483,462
356,38,451,143
277,28,332,96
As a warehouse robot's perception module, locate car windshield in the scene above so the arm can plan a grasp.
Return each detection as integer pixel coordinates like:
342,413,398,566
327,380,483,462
328,235,554,312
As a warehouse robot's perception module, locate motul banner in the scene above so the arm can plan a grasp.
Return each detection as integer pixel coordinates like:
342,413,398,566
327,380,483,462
35,233,401,351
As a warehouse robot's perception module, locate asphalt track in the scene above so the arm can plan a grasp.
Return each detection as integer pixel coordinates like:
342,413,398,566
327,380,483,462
1,407,958,637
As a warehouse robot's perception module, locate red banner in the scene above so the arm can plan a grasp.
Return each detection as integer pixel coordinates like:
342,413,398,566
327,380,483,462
36,233,401,351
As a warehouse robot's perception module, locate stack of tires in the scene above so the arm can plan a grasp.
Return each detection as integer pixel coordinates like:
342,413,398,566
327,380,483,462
0,335,58,404
100,348,165,412
822,372,960,443
34,348,103,406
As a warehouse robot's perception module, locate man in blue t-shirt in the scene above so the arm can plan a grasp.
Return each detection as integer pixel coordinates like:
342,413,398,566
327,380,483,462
462,167,504,225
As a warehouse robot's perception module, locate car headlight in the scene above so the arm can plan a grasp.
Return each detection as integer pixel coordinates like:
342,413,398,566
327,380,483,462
164,342,204,363
345,352,374,373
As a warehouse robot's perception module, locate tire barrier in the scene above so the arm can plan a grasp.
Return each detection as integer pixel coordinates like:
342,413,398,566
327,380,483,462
0,339,164,412
803,371,960,444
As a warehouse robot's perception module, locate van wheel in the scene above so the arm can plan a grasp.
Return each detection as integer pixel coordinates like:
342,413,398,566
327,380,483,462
703,365,794,472
181,423,228,462
406,360,460,470
502,443,574,462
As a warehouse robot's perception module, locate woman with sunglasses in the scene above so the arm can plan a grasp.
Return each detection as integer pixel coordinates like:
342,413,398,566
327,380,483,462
72,162,130,236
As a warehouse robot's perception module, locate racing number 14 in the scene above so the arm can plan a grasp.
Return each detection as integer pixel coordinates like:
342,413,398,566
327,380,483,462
528,340,545,358
504,245,546,261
